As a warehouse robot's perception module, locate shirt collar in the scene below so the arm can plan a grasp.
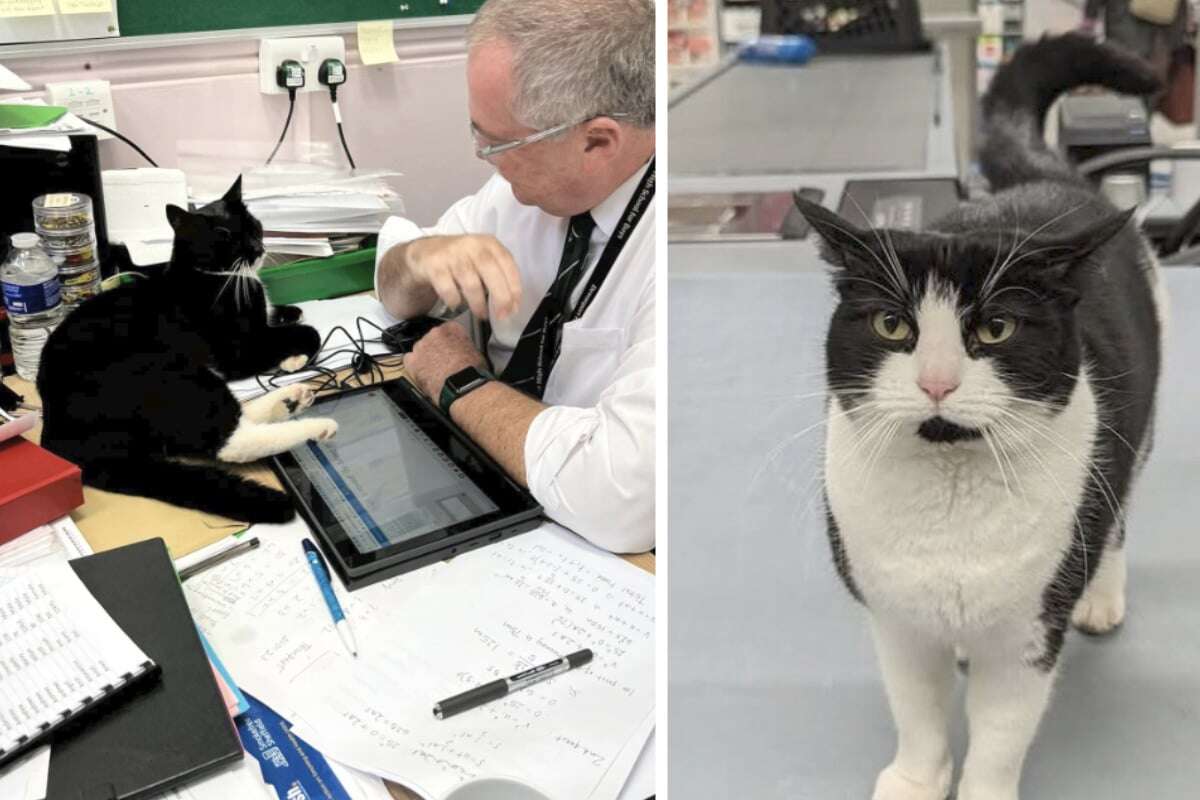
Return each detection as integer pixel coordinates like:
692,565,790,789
588,159,652,239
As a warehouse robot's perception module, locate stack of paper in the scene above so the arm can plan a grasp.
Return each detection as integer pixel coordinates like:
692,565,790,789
208,168,404,259
181,519,656,800
0,99,88,153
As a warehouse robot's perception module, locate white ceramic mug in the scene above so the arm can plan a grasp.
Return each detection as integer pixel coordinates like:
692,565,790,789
441,777,554,800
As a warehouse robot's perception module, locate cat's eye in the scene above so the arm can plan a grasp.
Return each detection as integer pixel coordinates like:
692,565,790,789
214,226,233,240
977,315,1017,344
870,311,912,342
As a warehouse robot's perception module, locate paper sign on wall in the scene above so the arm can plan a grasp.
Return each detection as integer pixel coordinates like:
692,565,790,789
0,0,54,18
356,20,399,66
57,0,113,13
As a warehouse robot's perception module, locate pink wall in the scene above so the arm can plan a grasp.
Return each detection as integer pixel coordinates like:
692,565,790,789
1,25,496,225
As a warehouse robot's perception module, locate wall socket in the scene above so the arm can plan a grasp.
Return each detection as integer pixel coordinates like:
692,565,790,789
259,36,347,95
46,79,115,140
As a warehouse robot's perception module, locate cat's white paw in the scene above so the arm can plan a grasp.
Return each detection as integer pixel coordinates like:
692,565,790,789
872,761,951,800
306,418,338,442
280,384,315,417
1071,589,1125,634
278,354,310,372
955,778,1018,800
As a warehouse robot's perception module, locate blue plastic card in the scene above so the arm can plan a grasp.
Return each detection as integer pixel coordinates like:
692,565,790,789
237,691,352,800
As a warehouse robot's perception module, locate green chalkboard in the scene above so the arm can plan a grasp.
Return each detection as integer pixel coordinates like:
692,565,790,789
117,0,485,38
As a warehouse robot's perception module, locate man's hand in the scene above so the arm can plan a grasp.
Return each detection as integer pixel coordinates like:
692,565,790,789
407,234,522,320
405,322,489,401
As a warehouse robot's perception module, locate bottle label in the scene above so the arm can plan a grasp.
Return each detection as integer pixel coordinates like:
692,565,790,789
2,279,61,315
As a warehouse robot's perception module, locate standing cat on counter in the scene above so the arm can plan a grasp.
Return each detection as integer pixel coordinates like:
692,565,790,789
794,35,1165,800
37,176,337,524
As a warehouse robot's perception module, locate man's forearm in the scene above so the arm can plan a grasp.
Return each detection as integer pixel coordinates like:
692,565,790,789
378,241,439,319
449,381,545,486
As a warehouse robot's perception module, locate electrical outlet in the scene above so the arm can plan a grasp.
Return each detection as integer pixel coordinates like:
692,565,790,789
46,79,116,140
259,36,347,95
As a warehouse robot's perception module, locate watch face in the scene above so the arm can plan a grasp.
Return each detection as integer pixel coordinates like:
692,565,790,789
449,367,488,394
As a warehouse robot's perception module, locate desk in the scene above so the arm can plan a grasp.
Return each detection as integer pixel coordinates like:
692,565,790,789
3,364,653,800
667,263,1200,797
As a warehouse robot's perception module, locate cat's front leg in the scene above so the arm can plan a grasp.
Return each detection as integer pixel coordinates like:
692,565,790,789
956,636,1058,800
870,614,955,800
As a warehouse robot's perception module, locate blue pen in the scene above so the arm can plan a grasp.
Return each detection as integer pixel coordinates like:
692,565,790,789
302,538,358,658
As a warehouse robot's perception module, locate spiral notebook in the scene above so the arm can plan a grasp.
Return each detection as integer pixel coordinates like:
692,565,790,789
0,560,159,769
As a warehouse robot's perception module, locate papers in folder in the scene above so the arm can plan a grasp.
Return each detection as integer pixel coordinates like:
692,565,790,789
0,562,157,766
182,519,655,800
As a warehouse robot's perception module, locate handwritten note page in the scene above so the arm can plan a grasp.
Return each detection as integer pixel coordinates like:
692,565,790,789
183,519,655,800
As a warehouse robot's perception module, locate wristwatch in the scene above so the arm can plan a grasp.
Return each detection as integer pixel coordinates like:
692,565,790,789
439,366,494,415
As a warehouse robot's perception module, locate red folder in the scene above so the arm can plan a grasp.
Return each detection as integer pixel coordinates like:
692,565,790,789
0,436,83,543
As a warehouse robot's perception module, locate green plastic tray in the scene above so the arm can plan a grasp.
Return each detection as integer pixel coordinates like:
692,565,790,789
259,247,377,305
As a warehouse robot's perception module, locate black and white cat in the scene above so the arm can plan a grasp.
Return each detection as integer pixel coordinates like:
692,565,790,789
795,36,1166,800
37,177,336,524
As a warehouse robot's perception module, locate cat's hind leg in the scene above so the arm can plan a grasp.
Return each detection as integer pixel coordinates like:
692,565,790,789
241,384,316,423
1071,529,1126,635
870,615,955,800
217,417,338,463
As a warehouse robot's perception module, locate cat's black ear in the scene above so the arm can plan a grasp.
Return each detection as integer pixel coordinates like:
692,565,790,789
792,193,874,268
1037,207,1136,267
165,204,189,230
223,175,243,203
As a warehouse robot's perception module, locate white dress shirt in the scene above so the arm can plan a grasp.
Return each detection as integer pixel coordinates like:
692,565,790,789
374,163,655,553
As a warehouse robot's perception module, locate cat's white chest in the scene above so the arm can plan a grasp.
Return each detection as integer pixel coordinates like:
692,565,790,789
824,389,1097,637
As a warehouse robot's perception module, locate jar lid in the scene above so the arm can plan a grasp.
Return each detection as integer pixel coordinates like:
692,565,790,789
33,193,92,213
10,233,40,248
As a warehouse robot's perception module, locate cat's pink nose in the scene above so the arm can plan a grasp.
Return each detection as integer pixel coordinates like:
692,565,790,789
919,377,959,402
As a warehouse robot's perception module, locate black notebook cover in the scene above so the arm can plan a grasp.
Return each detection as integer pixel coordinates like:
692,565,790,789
48,538,243,800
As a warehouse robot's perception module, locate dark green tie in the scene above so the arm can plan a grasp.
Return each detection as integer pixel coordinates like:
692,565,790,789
500,212,597,398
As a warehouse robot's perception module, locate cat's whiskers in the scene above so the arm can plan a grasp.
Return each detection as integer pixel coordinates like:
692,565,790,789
979,427,1014,499
844,192,911,301
990,405,1126,538
988,414,1093,584
1000,394,1139,459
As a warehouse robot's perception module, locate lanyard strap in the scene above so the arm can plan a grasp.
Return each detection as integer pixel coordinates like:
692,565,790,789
484,159,655,398
567,158,655,322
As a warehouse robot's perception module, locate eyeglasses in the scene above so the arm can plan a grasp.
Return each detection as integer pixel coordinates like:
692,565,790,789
470,113,630,160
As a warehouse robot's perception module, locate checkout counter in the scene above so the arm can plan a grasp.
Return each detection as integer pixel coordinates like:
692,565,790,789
668,43,959,278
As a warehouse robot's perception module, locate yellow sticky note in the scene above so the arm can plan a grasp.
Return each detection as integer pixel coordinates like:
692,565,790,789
357,20,399,66
0,0,54,18
58,0,113,13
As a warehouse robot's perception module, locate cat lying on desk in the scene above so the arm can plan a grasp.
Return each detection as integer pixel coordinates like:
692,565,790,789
794,36,1164,800
37,176,337,524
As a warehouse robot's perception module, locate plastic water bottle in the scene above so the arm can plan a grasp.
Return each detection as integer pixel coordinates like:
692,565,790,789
1,234,64,382
739,35,818,65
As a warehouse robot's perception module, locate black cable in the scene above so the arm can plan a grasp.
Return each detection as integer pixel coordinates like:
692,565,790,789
330,85,357,169
266,87,297,166
78,115,159,167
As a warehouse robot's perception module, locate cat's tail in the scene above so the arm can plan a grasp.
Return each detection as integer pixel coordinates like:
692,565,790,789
980,33,1161,191
81,458,296,525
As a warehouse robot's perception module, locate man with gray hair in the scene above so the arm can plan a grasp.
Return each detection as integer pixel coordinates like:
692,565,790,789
375,0,656,554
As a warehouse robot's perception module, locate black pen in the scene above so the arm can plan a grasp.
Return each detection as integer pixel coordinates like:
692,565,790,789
433,649,593,720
